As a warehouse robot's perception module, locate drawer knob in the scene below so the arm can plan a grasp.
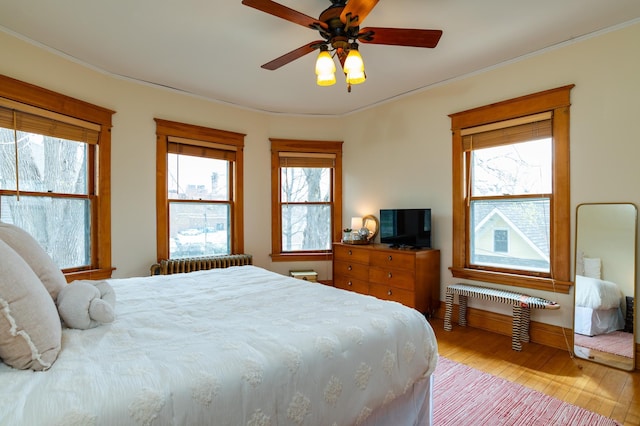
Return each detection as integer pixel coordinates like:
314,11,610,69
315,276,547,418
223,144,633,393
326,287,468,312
388,272,393,278
348,281,353,286
387,289,393,296
348,265,352,271
388,255,392,261
348,250,352,255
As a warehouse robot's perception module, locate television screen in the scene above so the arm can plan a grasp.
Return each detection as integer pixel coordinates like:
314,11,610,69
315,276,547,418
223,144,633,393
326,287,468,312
380,208,431,248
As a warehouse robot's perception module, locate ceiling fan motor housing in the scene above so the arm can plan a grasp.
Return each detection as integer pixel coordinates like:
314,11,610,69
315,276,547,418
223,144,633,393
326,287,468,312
319,4,359,51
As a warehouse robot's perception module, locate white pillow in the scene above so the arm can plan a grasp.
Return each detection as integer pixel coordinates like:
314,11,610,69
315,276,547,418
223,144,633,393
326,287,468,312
0,222,67,300
583,257,602,279
0,240,62,370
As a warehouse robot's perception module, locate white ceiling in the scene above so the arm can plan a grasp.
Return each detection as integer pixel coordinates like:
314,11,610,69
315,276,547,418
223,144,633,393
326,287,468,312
1,1,640,116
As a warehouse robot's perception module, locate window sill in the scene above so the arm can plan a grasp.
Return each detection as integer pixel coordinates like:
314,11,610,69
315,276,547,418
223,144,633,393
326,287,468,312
64,268,116,283
449,267,572,294
270,252,333,262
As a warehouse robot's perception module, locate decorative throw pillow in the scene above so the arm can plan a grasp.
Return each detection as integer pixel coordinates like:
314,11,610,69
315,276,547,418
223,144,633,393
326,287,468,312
0,240,62,370
583,257,602,279
0,221,67,301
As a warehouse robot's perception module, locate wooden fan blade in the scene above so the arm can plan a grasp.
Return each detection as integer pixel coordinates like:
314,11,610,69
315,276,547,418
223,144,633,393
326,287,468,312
261,41,325,70
340,0,379,26
359,27,443,48
242,0,327,30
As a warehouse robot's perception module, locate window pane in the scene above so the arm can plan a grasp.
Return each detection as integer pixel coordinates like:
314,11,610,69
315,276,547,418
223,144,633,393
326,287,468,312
0,195,91,269
281,204,331,251
169,202,230,258
0,129,88,194
470,198,550,273
168,153,229,201
281,167,330,202
472,139,551,196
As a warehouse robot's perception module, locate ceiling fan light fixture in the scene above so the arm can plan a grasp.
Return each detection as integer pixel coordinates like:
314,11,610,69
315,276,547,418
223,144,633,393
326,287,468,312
344,43,366,85
315,47,336,86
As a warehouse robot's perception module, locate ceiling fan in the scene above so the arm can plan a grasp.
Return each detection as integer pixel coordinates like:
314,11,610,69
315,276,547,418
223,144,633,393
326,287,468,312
241,0,443,90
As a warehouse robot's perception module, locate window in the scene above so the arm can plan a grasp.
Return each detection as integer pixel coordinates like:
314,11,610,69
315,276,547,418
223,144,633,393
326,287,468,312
493,230,508,253
450,85,573,293
270,139,343,261
0,75,114,280
155,119,244,260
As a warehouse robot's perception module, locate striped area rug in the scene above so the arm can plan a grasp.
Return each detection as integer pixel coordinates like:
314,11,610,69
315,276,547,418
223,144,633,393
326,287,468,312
574,331,634,358
433,357,621,425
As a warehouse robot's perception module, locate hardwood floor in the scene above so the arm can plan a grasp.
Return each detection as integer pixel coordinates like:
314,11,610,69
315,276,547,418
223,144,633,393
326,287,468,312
430,317,640,426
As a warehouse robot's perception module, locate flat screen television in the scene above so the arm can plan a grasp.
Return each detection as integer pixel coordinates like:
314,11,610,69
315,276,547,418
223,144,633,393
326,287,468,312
379,208,431,248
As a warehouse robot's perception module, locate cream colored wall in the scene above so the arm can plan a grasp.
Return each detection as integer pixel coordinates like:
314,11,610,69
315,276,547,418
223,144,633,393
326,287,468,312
1,21,639,334
344,22,640,332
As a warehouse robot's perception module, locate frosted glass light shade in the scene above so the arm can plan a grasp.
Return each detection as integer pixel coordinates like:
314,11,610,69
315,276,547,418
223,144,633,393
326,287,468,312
344,47,366,85
315,50,336,86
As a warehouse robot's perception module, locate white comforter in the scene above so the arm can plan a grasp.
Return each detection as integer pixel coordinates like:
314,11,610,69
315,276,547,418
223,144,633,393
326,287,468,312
575,274,623,310
0,266,438,425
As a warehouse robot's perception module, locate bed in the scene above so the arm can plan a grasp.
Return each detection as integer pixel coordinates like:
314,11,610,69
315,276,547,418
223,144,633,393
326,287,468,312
574,273,625,336
0,263,438,425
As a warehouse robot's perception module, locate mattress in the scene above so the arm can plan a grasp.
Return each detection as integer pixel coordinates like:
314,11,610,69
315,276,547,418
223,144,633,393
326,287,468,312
0,265,438,425
574,305,625,336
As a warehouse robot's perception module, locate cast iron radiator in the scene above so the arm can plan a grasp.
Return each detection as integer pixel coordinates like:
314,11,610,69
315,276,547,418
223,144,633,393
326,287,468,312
150,254,253,276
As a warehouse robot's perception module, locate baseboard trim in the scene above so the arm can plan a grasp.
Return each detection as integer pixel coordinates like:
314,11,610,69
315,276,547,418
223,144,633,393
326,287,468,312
435,301,573,352
434,301,639,370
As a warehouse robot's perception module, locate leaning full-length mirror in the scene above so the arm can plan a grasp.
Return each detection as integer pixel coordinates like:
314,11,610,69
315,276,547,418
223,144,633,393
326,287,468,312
574,203,636,371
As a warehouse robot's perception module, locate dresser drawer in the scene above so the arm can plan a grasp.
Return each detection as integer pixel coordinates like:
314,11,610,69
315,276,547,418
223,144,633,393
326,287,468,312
333,260,369,281
334,277,369,294
334,244,370,264
370,251,415,270
369,283,415,308
369,267,416,291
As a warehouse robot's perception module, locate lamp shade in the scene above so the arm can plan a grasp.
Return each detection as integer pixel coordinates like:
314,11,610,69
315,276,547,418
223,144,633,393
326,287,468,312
350,217,363,230
315,50,336,86
344,46,366,85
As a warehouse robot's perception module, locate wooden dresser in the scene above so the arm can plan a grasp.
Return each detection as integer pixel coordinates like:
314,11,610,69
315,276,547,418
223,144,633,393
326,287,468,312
332,243,440,316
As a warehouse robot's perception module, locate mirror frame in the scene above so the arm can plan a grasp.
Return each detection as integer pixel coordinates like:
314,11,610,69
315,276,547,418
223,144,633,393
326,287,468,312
573,202,637,371
362,214,379,243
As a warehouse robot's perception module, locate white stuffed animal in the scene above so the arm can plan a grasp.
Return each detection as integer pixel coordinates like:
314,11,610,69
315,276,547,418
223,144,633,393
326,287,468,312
56,280,116,329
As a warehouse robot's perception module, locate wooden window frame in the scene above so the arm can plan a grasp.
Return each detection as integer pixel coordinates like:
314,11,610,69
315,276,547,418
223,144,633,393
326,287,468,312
155,119,245,261
449,85,574,293
0,74,114,281
270,138,343,262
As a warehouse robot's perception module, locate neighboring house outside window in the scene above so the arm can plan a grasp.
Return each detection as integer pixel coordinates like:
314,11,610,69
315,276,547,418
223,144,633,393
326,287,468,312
0,75,114,281
155,119,244,260
270,139,343,262
449,85,573,293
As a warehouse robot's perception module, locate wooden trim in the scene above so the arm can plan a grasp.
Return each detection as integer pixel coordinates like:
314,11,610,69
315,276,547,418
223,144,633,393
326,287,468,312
450,85,574,290
0,74,115,125
0,74,114,276
449,267,572,294
155,118,245,260
449,85,574,130
271,252,333,262
155,118,245,146
270,138,343,260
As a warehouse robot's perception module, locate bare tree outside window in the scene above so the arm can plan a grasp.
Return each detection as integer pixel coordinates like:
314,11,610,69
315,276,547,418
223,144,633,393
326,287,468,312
281,167,331,251
0,128,90,268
